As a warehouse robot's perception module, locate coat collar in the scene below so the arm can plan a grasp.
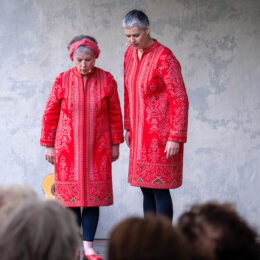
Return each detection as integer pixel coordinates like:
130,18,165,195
142,39,159,54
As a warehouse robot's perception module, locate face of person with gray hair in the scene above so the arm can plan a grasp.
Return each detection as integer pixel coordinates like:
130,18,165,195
123,9,151,50
73,46,95,75
124,26,151,50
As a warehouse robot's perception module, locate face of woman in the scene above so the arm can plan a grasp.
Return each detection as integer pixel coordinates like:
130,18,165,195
73,52,95,76
124,26,150,49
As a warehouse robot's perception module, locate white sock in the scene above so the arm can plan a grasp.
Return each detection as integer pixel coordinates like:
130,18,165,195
83,241,96,255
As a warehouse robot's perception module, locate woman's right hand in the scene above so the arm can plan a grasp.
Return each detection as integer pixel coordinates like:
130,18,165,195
45,147,55,165
125,130,130,147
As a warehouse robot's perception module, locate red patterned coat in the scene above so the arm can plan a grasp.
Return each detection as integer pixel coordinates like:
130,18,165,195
124,40,189,189
41,67,124,207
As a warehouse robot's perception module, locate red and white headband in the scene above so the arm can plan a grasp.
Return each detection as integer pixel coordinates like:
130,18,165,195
69,38,100,61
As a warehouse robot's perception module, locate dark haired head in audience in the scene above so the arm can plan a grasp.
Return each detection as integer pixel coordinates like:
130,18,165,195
0,199,80,260
178,201,260,260
108,214,190,260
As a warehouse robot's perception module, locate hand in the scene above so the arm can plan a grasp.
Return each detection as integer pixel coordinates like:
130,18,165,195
164,141,179,159
125,130,130,147
45,147,55,165
111,144,119,162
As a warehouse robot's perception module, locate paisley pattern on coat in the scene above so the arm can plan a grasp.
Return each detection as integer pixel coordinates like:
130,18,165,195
124,40,189,189
41,67,123,207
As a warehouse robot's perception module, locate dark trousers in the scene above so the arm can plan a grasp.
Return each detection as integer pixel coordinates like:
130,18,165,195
69,207,99,242
141,187,173,220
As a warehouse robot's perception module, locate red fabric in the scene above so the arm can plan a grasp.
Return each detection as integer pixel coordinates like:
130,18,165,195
69,39,100,60
83,253,103,260
124,40,189,189
41,67,123,207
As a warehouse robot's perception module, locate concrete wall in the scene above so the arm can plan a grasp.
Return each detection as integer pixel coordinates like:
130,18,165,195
0,0,259,238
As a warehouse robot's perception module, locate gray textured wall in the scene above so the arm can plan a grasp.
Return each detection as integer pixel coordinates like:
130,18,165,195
0,0,259,238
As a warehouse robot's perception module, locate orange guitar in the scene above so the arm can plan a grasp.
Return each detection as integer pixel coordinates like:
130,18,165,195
42,173,55,200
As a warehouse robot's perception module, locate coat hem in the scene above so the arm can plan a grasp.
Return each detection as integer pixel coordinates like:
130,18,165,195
57,200,114,207
129,181,182,189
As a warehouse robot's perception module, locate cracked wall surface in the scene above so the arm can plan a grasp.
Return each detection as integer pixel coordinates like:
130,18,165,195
0,0,259,237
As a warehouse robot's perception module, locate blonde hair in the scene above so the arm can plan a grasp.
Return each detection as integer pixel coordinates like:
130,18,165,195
0,184,37,220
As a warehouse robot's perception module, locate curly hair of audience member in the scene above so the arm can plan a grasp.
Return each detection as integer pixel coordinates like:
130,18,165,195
178,201,260,260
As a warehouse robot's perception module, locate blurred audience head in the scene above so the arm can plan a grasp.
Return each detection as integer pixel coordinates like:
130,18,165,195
178,201,260,260
108,214,190,260
0,199,80,260
0,184,37,220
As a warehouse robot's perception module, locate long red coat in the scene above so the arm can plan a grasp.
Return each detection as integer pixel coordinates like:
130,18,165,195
41,67,123,207
124,40,189,189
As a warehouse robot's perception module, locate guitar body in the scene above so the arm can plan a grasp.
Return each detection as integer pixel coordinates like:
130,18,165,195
42,173,55,200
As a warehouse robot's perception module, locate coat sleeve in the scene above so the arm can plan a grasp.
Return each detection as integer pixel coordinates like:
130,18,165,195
40,73,64,147
107,75,124,145
123,53,131,131
158,48,189,143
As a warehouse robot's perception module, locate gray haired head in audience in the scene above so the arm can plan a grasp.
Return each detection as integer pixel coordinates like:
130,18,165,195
0,198,80,260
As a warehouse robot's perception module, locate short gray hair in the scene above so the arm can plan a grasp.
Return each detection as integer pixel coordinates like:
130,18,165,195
0,199,80,260
123,9,150,29
74,45,94,58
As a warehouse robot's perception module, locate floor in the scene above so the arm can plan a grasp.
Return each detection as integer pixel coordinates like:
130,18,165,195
80,240,108,260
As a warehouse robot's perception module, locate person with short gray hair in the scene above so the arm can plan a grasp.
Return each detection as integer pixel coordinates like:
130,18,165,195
0,199,80,260
122,10,189,220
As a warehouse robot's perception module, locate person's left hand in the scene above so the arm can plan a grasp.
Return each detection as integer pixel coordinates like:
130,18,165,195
164,141,179,159
111,144,120,162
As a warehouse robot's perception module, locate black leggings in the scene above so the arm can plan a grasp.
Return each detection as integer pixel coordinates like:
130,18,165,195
141,188,173,220
69,207,99,242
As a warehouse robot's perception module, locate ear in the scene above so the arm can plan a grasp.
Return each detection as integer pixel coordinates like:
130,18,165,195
145,25,151,35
